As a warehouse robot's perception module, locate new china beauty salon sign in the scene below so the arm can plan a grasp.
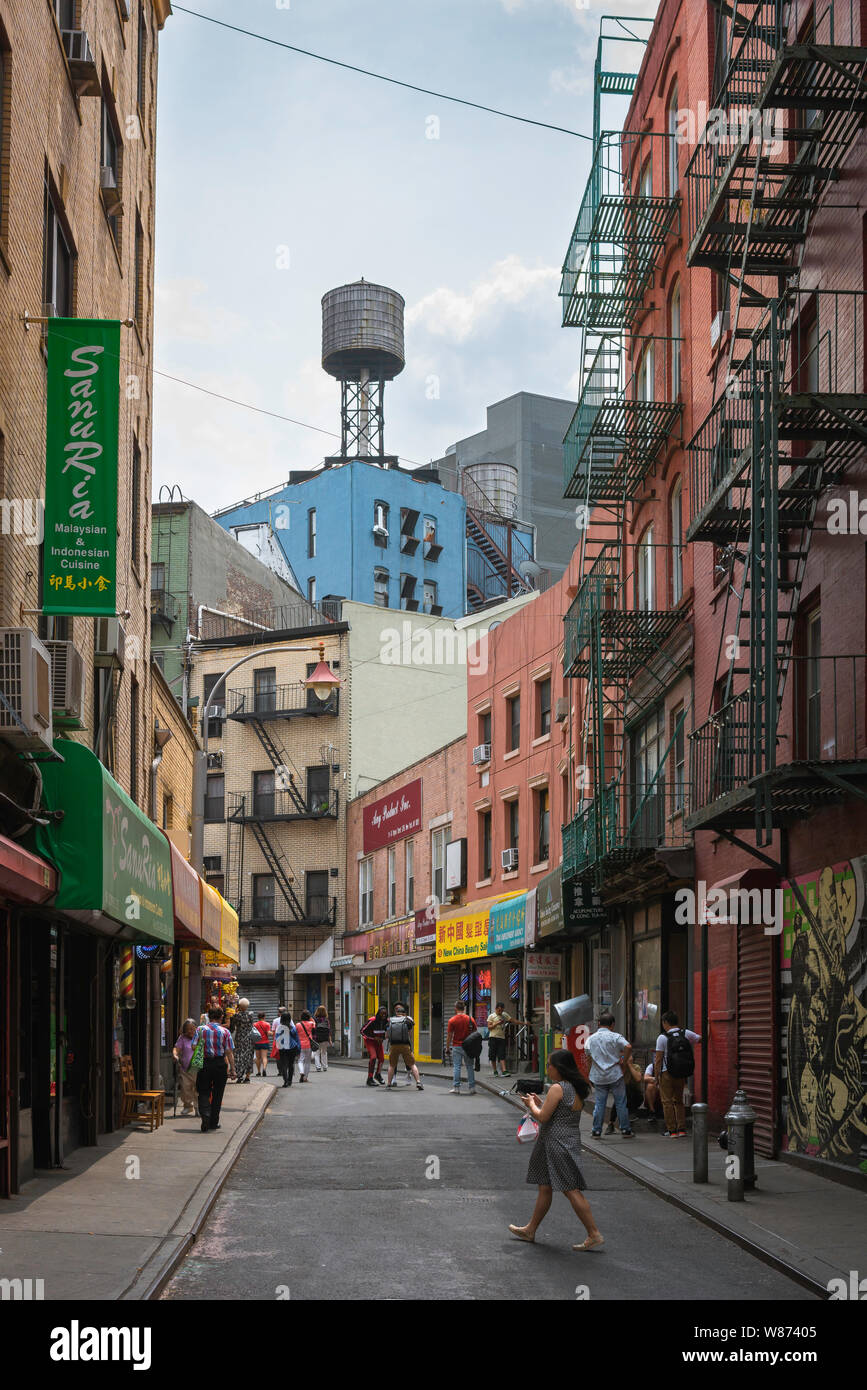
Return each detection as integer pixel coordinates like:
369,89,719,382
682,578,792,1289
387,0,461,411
362,778,422,854
43,319,120,616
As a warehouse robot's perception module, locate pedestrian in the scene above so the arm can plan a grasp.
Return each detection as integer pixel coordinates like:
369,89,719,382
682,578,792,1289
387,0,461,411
361,1005,389,1087
486,1001,513,1077
654,1011,701,1138
195,1007,237,1132
172,1018,199,1115
252,1012,271,1076
447,999,477,1095
230,997,255,1084
313,1005,332,1071
296,1010,317,1081
508,1048,604,1252
385,1003,424,1090
584,1011,635,1138
275,1010,300,1087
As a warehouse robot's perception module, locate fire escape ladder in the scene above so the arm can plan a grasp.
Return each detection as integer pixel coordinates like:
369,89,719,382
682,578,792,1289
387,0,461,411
226,817,244,915
248,820,306,921
249,719,308,814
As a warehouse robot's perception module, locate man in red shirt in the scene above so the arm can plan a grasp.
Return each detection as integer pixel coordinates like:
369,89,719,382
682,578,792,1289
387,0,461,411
447,1001,477,1095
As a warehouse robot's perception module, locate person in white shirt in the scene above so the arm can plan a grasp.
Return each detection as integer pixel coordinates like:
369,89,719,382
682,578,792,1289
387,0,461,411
653,1011,702,1137
584,1012,634,1138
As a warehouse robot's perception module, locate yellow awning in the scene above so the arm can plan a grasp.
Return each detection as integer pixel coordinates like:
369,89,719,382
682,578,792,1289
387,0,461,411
435,891,523,964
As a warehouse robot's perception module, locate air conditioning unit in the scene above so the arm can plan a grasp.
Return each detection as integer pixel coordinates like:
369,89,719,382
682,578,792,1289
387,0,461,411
0,628,53,752
472,743,491,765
372,524,389,541
61,30,101,98
501,848,519,871
100,167,122,216
207,751,224,770
94,616,126,670
209,705,226,722
45,640,86,728
710,309,730,348
554,696,569,723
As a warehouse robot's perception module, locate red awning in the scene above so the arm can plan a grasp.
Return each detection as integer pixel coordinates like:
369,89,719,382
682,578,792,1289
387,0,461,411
0,833,56,906
166,839,208,948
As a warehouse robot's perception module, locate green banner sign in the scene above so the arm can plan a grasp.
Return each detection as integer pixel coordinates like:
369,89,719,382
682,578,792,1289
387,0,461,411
43,318,120,616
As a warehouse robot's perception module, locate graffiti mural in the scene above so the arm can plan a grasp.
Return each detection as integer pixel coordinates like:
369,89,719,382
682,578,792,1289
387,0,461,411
781,858,867,1172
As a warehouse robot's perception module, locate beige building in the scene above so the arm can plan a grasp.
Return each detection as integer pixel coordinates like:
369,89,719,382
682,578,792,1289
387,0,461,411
0,0,171,807
194,618,349,1020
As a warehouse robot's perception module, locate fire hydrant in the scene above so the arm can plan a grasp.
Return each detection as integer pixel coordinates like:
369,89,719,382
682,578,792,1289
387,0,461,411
724,1088,757,1201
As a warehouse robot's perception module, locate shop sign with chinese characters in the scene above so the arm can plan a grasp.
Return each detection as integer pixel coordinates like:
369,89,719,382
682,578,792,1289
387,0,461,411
43,319,120,616
343,917,419,963
525,951,562,981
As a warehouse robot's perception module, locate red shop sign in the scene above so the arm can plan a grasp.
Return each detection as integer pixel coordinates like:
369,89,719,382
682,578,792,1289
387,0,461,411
362,778,422,854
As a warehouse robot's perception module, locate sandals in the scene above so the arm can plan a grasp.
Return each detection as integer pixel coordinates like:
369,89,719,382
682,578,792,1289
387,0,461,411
508,1225,535,1243
573,1235,605,1252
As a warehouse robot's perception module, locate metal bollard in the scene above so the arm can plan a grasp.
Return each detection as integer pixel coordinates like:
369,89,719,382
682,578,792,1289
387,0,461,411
692,1102,709,1183
725,1088,757,1201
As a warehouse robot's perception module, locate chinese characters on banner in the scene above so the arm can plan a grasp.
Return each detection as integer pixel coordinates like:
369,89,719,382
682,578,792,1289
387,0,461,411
43,319,120,616
525,952,562,981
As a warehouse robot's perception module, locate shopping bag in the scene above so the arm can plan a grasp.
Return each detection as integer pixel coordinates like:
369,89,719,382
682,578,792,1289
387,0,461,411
189,1035,205,1072
516,1116,539,1144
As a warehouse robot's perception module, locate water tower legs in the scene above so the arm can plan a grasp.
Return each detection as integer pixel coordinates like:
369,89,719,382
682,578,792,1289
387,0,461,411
340,371,386,457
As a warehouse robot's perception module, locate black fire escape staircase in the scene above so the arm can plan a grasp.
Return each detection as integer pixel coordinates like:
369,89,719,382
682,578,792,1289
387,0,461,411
246,719,309,816
465,510,529,607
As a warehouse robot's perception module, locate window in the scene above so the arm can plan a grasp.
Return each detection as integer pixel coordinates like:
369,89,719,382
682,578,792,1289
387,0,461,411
670,281,681,400
670,480,683,605
134,214,144,329
253,770,275,818
203,856,222,875
400,574,416,610
305,658,339,712
506,692,520,751
805,609,821,759
423,516,441,561
137,2,147,115
307,765,330,814
43,183,73,316
479,710,491,750
672,704,686,812
431,825,451,903
150,562,165,591
422,579,438,613
374,501,389,545
640,156,652,199
387,847,396,917
535,787,550,864
205,773,224,823
374,567,389,607
506,799,519,851
306,870,329,923
202,673,224,740
480,809,492,879
162,794,173,830
307,576,316,604
55,1,75,28
359,857,374,925
637,341,655,402
405,840,415,911
307,508,316,559
131,438,141,570
637,526,654,611
247,941,257,966
561,770,570,828
252,873,275,920
253,667,276,714
630,706,665,842
100,92,121,242
129,678,138,804
536,678,551,737
667,82,679,194
152,649,165,673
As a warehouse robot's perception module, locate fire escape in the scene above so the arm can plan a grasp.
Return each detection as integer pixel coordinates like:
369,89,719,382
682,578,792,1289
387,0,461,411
225,685,338,929
462,472,548,611
684,0,867,851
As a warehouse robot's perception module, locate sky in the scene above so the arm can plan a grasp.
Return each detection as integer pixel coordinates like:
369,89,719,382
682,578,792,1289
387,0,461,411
152,0,658,512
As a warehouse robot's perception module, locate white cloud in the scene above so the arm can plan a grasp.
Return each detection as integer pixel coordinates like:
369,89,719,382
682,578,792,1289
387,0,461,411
155,278,247,347
407,256,559,343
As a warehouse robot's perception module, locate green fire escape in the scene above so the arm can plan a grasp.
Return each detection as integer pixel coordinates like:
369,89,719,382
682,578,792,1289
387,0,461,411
684,0,867,846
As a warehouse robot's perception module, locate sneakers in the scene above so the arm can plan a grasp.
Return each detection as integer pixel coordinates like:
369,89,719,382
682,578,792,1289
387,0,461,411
366,1078,377,1087
662,1130,675,1138
590,1130,602,1138
674,1129,688,1138
621,1130,635,1138
374,1074,385,1086
417,1083,424,1091
449,1087,461,1094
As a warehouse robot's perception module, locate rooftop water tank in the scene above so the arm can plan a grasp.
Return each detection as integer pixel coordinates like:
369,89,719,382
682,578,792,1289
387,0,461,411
322,281,405,383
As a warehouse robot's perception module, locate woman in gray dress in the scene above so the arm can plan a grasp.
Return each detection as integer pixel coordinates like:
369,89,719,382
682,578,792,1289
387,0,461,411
509,1048,604,1251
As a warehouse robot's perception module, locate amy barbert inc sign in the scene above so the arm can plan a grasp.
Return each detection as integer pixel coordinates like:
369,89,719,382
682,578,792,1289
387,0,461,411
363,778,422,854
43,319,120,617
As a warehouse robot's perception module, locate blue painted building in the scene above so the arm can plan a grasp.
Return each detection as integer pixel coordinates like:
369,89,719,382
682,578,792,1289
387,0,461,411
213,460,467,619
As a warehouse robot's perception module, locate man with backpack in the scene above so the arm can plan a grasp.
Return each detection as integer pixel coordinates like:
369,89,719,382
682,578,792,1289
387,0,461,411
385,1003,424,1090
654,1011,701,1137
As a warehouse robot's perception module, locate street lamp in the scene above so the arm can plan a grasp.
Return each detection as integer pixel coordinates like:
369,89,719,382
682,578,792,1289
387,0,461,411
190,642,341,874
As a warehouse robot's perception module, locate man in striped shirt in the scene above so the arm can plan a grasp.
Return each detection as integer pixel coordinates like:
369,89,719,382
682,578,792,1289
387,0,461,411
196,1008,236,1132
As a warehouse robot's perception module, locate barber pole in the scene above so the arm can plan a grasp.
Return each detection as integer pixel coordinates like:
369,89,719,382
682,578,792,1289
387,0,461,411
119,945,135,1008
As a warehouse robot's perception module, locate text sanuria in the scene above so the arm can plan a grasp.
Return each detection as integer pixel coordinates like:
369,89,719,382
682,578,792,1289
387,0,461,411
61,344,105,522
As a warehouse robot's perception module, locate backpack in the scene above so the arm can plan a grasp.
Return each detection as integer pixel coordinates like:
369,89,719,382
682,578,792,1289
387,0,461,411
462,1029,483,1059
388,1016,411,1045
665,1027,695,1079
314,1018,331,1042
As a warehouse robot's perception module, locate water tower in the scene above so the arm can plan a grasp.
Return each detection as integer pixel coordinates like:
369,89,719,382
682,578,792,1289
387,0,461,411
322,280,405,461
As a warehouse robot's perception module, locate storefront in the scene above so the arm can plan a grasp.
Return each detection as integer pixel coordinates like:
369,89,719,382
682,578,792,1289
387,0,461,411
295,935,336,1022
200,886,241,1018
160,840,222,1089
434,892,522,1057
629,894,688,1075
536,869,609,1076
341,913,437,1060
24,740,174,1173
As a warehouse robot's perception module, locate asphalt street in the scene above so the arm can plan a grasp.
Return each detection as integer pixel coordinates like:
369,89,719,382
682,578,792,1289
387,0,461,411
161,1065,817,1302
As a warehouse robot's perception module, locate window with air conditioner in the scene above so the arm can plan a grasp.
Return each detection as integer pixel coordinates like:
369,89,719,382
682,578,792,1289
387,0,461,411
373,501,389,545
506,798,519,852
100,91,122,236
202,673,224,739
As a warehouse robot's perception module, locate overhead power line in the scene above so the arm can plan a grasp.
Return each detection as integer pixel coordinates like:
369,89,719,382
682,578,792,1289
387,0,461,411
172,5,592,141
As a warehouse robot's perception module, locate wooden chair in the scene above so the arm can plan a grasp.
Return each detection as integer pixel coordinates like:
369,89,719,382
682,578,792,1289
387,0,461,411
120,1055,165,1131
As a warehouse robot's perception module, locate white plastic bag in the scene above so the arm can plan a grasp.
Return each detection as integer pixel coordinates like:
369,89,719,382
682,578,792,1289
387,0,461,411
516,1116,539,1144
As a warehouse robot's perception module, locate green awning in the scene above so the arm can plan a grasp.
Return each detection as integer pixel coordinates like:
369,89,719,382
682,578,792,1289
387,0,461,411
29,740,174,944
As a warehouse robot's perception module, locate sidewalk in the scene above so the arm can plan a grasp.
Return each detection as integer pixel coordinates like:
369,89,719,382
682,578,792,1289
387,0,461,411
0,1077,274,1301
333,1057,866,1297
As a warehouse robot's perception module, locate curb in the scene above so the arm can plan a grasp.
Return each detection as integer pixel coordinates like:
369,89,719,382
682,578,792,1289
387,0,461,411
118,1083,276,1301
330,1059,828,1297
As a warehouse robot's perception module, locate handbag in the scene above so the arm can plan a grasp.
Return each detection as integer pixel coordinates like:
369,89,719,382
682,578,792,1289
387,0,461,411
516,1116,539,1144
189,1034,204,1072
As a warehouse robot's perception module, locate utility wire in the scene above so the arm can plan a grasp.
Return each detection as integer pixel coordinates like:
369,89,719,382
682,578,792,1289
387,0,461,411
154,367,341,441
172,5,592,141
